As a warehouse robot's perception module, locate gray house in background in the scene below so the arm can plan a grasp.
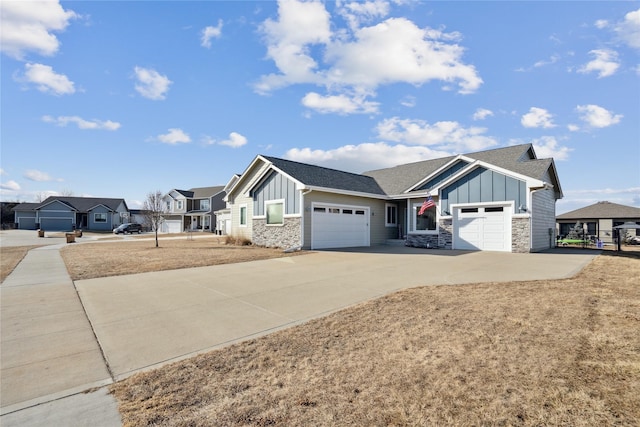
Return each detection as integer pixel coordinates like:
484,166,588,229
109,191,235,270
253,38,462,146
223,143,562,253
556,201,640,245
161,186,226,233
13,196,129,231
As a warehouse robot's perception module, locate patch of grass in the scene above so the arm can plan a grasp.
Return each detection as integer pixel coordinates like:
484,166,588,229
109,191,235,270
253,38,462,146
0,246,41,283
110,252,640,426
60,236,305,281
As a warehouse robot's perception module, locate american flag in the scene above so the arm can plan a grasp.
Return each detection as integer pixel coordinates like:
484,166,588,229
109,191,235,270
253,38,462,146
418,196,436,215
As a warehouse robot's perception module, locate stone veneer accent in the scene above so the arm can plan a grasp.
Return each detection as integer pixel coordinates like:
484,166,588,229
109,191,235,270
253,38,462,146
511,217,531,253
252,217,301,249
405,219,453,249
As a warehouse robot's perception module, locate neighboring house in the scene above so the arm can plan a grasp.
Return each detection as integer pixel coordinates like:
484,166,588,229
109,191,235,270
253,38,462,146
223,143,562,253
556,201,640,245
13,196,129,231
161,186,226,233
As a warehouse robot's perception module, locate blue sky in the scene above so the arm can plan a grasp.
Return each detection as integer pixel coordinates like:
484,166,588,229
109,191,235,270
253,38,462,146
1,0,638,214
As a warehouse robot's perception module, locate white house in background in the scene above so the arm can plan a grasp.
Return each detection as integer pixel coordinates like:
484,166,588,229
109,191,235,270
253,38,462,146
222,144,563,253
161,186,226,233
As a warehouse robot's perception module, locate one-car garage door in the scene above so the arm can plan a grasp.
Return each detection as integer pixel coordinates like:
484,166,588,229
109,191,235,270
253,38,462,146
40,218,74,231
453,205,511,252
311,204,369,249
18,218,36,230
163,220,182,233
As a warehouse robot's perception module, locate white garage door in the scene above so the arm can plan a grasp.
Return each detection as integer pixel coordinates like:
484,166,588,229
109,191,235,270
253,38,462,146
453,206,511,252
311,204,369,249
40,218,74,231
163,220,182,233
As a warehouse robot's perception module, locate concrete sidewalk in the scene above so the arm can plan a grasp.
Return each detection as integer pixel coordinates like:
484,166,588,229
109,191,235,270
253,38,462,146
0,245,121,425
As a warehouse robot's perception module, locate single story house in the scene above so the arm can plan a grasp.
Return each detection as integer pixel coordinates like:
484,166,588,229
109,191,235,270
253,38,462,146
223,143,562,253
556,201,640,245
13,196,130,231
161,186,226,233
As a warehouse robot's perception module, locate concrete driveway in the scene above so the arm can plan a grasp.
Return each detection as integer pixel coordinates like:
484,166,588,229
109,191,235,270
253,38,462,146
76,247,597,381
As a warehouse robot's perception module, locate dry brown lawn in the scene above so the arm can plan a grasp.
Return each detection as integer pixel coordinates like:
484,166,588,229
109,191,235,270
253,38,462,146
0,245,41,283
110,252,640,426
60,236,305,281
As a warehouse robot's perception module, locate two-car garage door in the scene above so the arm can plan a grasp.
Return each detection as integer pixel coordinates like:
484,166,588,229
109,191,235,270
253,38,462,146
453,205,512,252
311,204,370,249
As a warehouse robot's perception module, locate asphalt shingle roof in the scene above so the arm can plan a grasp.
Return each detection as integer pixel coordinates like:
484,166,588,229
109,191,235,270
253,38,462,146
14,196,127,212
263,156,386,195
557,201,640,220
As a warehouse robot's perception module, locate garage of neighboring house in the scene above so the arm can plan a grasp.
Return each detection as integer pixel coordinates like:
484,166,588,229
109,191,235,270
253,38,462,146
39,217,74,231
311,203,370,249
453,204,512,252
163,219,182,233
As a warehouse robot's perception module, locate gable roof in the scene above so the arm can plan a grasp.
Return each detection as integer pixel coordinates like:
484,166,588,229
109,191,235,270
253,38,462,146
557,201,640,220
364,144,561,196
190,185,225,198
14,197,127,212
262,156,386,196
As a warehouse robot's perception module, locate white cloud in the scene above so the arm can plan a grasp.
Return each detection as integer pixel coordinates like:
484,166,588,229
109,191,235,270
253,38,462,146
578,49,620,78
399,95,416,108
256,0,482,112
16,63,75,95
614,8,640,50
375,117,497,153
285,142,451,173
24,169,62,182
302,92,379,114
201,20,223,48
0,0,77,60
533,54,560,68
219,132,248,148
576,104,623,128
529,136,572,161
157,128,191,144
42,115,120,130
558,186,640,213
472,108,493,121
595,19,609,29
0,180,21,191
0,168,6,176
134,66,172,100
521,107,555,129
567,124,580,132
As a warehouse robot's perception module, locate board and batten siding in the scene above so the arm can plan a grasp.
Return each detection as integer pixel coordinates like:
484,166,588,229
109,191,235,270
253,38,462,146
531,187,557,251
440,167,527,214
252,171,300,216
302,191,387,249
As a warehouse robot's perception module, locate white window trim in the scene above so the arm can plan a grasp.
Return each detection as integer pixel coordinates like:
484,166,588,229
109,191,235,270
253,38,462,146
239,204,248,227
265,199,285,226
411,202,438,234
176,200,184,210
94,212,107,223
385,203,397,227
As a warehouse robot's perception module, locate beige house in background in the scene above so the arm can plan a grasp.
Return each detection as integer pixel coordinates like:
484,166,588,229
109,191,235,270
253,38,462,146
556,201,640,244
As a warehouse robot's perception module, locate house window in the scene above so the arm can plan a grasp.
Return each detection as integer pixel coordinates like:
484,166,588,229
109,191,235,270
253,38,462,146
413,202,436,232
166,201,171,211
94,213,107,223
200,199,210,210
385,203,397,227
266,200,284,225
240,205,247,226
176,200,183,210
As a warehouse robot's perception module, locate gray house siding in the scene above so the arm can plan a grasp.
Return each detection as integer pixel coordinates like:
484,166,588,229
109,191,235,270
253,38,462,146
89,205,113,231
38,201,75,231
531,188,557,251
440,167,526,214
418,160,469,191
252,171,300,216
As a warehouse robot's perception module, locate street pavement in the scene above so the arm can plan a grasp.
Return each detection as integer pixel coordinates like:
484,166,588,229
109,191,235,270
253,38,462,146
0,230,599,426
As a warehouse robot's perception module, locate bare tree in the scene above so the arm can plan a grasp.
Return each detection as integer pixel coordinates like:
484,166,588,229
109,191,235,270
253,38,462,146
59,188,74,196
142,190,167,248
